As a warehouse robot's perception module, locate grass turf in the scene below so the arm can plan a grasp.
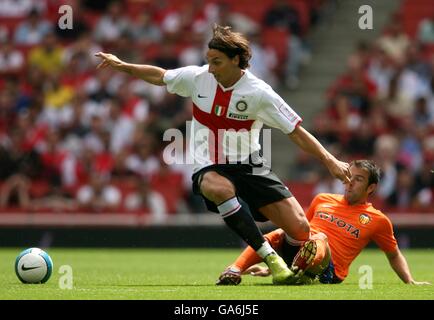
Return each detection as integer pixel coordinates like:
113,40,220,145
0,248,433,300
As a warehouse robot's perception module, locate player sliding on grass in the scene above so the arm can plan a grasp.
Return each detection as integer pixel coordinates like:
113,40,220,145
95,24,351,285
217,160,430,286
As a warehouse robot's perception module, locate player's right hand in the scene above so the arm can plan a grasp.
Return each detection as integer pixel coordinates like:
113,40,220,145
95,52,124,70
326,158,351,184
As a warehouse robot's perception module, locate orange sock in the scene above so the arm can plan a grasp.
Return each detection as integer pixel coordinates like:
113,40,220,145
312,238,326,267
232,229,285,272
307,235,330,274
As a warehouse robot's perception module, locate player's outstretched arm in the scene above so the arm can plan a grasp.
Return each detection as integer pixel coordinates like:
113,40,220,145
288,126,351,184
94,52,166,86
386,249,431,285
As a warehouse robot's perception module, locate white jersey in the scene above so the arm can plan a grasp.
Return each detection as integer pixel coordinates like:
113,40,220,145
163,65,302,173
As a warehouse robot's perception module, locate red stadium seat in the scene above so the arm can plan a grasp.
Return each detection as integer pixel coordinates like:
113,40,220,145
400,0,434,38
261,27,290,65
286,182,315,208
288,0,311,35
29,180,50,198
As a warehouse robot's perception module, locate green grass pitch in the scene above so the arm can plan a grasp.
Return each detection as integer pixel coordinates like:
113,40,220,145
0,248,433,300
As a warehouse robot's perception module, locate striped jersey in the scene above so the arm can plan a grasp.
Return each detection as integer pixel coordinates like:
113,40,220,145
163,65,302,172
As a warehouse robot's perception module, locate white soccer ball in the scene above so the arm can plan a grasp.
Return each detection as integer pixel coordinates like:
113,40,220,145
15,248,53,284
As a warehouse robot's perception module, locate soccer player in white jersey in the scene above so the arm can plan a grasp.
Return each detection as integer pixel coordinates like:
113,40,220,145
95,25,351,284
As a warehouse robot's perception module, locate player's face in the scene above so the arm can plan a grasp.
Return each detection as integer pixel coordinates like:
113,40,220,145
206,49,241,87
344,166,375,205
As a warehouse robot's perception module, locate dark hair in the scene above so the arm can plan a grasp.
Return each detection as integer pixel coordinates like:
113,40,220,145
208,24,251,69
350,160,381,186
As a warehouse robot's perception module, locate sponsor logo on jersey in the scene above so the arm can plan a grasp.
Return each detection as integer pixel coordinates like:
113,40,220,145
278,104,298,122
228,112,249,120
214,105,226,116
315,211,360,238
236,100,248,112
359,214,371,225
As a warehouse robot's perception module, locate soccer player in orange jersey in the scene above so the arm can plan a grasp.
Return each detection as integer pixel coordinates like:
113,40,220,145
217,160,430,285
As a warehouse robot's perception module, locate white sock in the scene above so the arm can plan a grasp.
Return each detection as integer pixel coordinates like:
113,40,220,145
256,241,276,259
285,233,305,246
217,197,241,218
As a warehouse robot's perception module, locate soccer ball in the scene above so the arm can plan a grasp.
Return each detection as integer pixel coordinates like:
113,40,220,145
15,248,53,284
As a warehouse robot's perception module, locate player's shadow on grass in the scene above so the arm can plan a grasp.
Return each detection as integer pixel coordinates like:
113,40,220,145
114,283,277,287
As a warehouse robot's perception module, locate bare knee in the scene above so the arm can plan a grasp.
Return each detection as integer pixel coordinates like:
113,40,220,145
293,216,310,241
199,172,235,204
311,232,328,242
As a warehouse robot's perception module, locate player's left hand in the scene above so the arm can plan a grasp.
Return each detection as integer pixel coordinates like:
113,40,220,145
95,52,124,70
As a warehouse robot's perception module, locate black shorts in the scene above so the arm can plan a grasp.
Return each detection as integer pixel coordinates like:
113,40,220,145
192,163,293,222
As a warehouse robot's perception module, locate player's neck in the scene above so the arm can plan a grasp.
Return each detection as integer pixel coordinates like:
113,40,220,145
220,70,244,88
346,197,369,206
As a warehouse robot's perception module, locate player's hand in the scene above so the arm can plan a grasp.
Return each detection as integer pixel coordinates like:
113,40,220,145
243,265,270,277
326,158,351,184
408,280,431,285
95,52,124,70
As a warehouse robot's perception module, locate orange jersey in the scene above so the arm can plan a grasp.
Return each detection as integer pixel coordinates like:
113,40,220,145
305,193,398,280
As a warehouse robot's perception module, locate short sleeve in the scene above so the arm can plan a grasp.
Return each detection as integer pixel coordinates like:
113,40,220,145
372,215,398,253
163,65,201,97
256,87,302,134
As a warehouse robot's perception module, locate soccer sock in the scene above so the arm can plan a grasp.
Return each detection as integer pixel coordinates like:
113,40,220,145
233,230,284,272
281,234,304,265
218,197,266,252
310,238,327,269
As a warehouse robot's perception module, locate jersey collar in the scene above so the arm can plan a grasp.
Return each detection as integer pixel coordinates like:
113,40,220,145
217,70,247,92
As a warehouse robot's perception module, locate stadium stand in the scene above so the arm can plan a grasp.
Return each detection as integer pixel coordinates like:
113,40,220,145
0,0,432,219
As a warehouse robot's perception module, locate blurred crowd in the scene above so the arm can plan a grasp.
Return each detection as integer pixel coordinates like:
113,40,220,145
0,0,323,216
0,0,432,216
294,9,434,212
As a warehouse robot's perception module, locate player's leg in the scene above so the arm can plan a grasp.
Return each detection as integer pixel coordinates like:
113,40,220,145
258,197,309,263
292,232,331,282
303,232,331,276
258,196,310,243
216,229,285,285
199,171,293,284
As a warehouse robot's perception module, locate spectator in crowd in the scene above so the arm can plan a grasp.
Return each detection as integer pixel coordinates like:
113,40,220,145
124,174,168,222
386,166,417,210
0,0,45,18
263,0,302,37
93,0,132,43
417,14,434,45
76,172,121,212
132,12,162,47
0,127,42,208
377,19,410,63
0,0,432,215
0,39,25,75
263,0,309,89
28,31,64,75
14,8,52,45
125,133,160,178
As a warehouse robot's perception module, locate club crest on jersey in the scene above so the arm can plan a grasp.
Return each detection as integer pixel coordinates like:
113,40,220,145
359,214,371,225
236,100,248,112
214,105,226,116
